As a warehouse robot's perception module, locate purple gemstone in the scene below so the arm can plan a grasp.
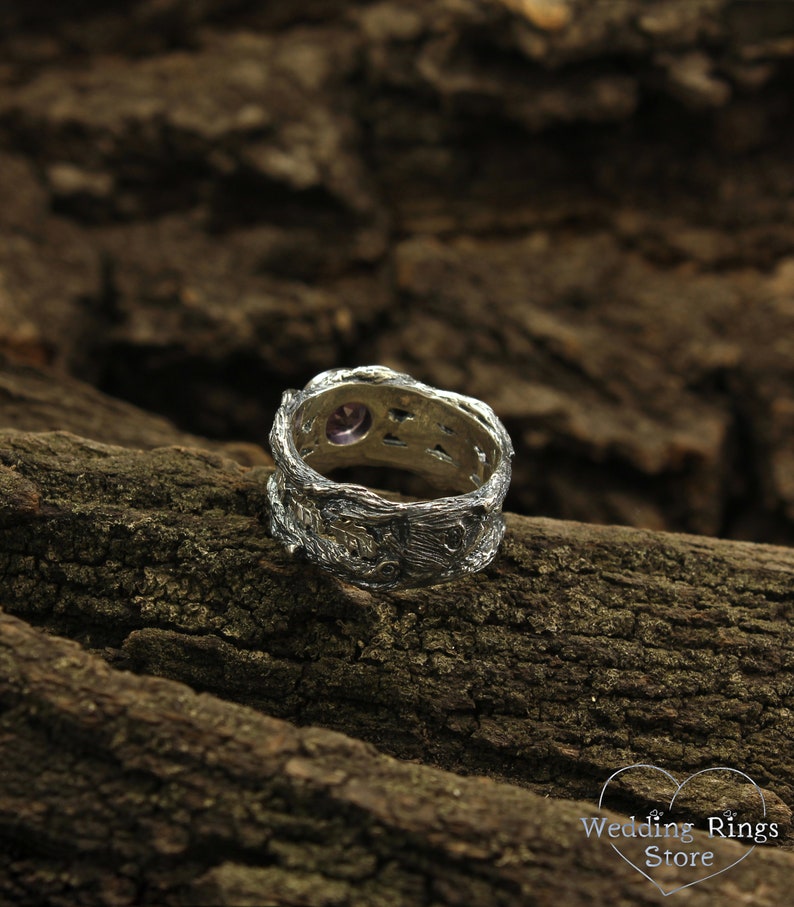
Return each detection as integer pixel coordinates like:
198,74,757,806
326,402,372,445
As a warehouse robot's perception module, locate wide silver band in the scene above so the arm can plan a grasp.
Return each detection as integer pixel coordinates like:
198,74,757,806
267,366,513,590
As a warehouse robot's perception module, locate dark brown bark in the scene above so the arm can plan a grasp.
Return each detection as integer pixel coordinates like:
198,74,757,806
2,609,794,907
0,354,270,464
2,1,794,903
1,426,793,815
1,0,794,540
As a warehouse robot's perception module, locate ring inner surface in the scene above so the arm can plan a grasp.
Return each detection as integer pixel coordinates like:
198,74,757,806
292,384,499,495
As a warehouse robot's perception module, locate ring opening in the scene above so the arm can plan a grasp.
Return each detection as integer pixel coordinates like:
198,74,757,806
294,384,499,497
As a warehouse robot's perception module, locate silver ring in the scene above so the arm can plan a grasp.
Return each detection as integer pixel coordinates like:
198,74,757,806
267,366,513,590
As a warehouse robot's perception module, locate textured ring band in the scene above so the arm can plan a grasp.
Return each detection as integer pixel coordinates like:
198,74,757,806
267,365,513,590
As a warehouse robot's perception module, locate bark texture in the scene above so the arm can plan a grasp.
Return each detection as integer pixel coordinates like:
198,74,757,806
2,609,794,907
2,1,794,904
1,428,793,815
0,353,270,464
1,0,794,539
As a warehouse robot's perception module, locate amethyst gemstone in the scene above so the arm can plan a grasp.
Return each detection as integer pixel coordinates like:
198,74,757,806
325,402,372,445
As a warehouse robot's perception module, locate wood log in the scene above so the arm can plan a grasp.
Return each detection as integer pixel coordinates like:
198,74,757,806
0,354,270,465
1,0,794,539
1,1,794,901
2,609,794,907
2,428,792,816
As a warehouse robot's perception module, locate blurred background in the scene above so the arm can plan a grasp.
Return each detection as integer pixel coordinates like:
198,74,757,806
1,0,793,543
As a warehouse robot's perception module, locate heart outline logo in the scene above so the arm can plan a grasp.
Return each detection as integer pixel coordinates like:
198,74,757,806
598,763,766,896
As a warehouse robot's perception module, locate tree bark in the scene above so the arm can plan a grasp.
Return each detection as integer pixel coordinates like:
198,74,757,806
0,353,270,465
1,0,794,540
2,608,794,907
2,1,794,902
2,427,792,815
